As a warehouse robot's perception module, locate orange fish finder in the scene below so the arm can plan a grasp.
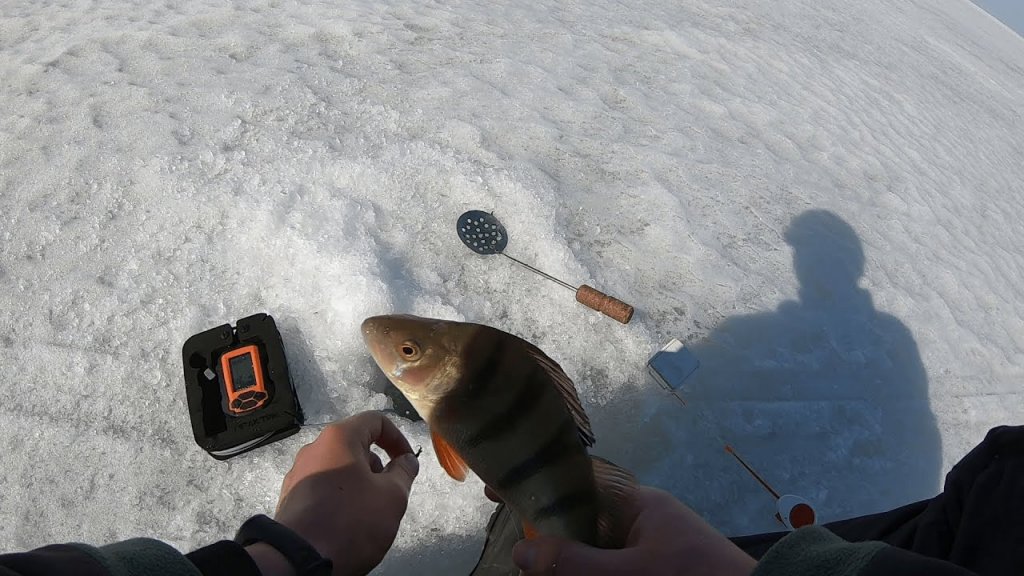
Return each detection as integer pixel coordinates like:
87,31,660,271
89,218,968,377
184,313,303,460
219,344,270,415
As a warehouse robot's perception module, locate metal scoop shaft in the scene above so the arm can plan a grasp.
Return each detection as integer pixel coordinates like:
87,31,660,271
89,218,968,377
458,210,634,324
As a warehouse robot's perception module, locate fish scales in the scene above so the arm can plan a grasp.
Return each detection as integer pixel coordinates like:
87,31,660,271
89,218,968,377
362,315,623,546
436,327,599,542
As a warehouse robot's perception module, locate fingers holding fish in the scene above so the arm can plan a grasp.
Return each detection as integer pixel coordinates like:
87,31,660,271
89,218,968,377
512,535,641,576
510,486,757,576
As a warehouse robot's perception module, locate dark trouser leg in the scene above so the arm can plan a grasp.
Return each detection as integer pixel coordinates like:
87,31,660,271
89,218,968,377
730,499,932,559
731,425,1024,576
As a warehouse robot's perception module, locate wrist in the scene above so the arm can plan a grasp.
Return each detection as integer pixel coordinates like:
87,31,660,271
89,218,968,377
236,514,333,576
246,542,298,576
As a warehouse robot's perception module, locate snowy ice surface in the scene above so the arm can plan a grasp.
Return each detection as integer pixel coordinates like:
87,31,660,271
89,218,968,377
1,0,1023,573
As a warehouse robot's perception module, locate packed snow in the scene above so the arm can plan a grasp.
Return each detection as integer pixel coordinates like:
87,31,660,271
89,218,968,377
1,0,1022,573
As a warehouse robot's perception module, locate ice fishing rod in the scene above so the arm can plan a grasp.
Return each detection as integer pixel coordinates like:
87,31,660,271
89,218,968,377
675,388,816,529
456,210,635,324
725,445,780,499
648,340,817,530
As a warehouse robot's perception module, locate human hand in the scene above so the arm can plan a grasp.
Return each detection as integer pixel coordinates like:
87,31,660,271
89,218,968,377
268,411,420,576
511,486,756,576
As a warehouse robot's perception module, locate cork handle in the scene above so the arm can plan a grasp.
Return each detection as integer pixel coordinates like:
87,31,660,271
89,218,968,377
575,284,635,324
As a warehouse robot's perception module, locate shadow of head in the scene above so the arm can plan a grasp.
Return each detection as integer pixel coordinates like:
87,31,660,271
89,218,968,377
784,209,866,304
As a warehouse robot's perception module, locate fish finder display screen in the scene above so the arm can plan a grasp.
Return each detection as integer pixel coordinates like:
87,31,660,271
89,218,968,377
229,354,257,391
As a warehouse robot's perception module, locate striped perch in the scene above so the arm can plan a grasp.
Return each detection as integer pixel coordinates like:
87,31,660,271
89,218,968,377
362,314,635,547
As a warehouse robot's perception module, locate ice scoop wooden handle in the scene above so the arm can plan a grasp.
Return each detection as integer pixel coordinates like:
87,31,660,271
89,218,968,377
575,284,635,324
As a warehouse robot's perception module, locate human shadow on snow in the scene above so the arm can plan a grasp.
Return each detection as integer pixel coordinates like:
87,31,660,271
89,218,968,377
674,209,941,531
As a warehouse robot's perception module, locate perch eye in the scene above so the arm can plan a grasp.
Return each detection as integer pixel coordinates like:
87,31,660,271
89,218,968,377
399,341,421,361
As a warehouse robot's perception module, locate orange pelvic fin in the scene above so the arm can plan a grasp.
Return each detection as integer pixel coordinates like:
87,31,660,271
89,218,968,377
432,430,469,481
522,520,539,540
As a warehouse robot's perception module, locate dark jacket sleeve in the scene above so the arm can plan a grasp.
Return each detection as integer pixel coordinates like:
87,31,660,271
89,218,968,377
0,544,110,576
753,526,978,576
0,539,206,576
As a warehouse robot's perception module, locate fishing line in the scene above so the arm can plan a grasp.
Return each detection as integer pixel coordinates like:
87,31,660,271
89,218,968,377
293,407,409,429
295,412,423,459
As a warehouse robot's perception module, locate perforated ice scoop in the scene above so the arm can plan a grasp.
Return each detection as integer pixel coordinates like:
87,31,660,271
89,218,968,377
457,210,634,324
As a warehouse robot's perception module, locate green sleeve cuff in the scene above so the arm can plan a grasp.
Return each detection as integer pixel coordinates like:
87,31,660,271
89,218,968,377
71,539,203,576
752,526,887,576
